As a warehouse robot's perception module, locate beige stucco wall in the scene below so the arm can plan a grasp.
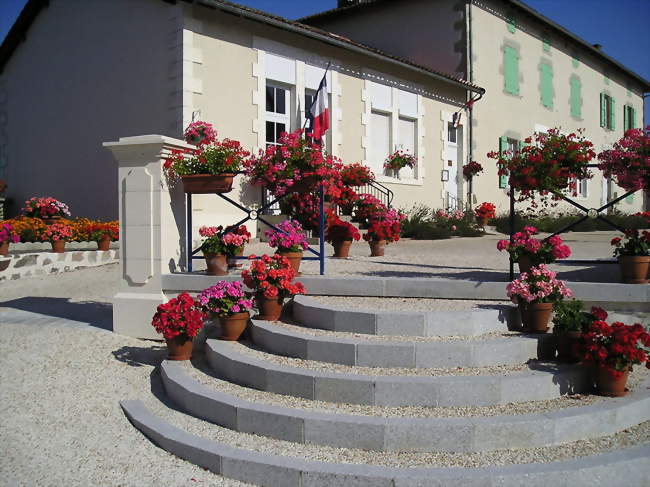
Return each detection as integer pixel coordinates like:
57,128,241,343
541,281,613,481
469,0,646,214
2,0,181,220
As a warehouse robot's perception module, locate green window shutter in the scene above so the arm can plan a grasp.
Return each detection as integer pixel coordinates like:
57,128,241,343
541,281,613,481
631,107,636,129
570,77,581,119
623,106,628,131
600,93,606,127
499,136,509,188
610,97,616,130
504,46,519,95
540,64,553,108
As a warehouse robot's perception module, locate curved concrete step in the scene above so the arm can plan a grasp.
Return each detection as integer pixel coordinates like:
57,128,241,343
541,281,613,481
121,399,650,487
249,319,554,368
161,360,650,453
205,340,591,407
293,295,518,336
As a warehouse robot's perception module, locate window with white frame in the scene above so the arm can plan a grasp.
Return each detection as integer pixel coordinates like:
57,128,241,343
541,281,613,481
265,83,290,146
370,110,392,176
447,122,457,144
398,117,417,179
567,177,588,198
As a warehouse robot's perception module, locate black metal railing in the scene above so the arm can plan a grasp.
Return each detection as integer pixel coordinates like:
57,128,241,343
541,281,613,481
358,180,394,208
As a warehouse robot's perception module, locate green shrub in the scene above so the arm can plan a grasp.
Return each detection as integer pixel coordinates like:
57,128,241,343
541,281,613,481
400,205,484,239
492,210,648,234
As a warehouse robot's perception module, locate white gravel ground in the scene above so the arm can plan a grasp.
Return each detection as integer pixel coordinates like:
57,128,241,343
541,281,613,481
310,295,513,311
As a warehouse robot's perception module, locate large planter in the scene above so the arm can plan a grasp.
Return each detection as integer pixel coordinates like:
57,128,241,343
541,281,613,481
332,239,352,258
0,241,9,256
256,295,284,321
369,240,386,257
278,250,303,274
228,246,245,269
593,366,630,397
554,330,583,363
618,255,650,284
51,240,66,253
526,302,553,333
181,173,235,194
165,335,194,361
218,312,250,341
97,236,111,251
204,253,228,276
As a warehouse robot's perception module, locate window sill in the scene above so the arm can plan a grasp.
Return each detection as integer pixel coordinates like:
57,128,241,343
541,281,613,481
376,175,424,187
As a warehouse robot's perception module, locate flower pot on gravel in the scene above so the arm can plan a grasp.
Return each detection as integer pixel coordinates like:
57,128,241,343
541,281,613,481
369,240,386,257
278,250,303,274
593,366,630,397
618,256,649,284
165,335,194,361
218,312,250,341
554,330,583,363
0,241,9,256
97,236,111,251
332,239,352,258
476,216,489,227
181,173,235,194
51,240,66,253
204,253,228,276
526,302,553,333
256,295,284,321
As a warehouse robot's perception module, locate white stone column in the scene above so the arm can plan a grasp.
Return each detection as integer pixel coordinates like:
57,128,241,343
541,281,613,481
104,135,192,339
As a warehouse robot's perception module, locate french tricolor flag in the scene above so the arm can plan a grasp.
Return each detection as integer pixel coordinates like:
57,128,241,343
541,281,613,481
308,76,330,142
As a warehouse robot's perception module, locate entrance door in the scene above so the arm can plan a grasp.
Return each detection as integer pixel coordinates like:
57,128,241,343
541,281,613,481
446,122,458,201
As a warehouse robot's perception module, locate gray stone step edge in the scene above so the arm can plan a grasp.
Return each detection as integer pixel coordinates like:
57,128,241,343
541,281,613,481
121,399,650,487
292,295,518,337
249,319,555,368
161,360,650,453
205,340,592,407
162,273,650,308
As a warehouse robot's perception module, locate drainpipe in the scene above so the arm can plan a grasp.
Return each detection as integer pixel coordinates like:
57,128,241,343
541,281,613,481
466,0,475,206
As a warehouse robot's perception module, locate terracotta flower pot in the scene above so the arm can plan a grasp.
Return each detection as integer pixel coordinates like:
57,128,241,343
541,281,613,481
181,173,235,194
618,255,650,284
554,330,583,363
218,312,250,341
204,253,228,276
332,239,352,258
476,216,489,227
593,366,630,397
51,240,66,253
41,215,62,226
97,236,111,251
517,256,534,274
256,294,284,321
165,335,194,361
369,240,386,257
526,302,553,333
228,246,245,269
278,250,303,274
0,241,9,256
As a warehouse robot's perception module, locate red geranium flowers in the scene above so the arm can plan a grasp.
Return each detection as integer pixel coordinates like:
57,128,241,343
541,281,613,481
151,293,206,340
241,254,305,299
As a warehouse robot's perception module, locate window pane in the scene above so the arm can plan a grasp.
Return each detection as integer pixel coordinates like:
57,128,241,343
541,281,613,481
305,91,315,113
276,88,286,114
370,111,391,175
276,123,285,139
447,122,457,143
266,86,274,112
266,121,275,143
399,118,417,179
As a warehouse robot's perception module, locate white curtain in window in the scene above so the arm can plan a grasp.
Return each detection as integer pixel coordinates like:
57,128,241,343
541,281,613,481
370,111,391,175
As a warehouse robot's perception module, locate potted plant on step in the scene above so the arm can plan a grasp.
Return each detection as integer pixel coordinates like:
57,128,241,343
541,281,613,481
552,300,608,363
582,320,650,396
265,220,310,274
363,208,405,257
241,254,305,321
325,212,360,258
84,221,119,251
198,226,229,276
610,229,649,284
474,202,496,227
223,224,251,269
22,196,71,225
197,281,254,341
0,222,20,256
506,264,573,333
384,150,416,178
41,222,73,253
151,293,206,360
497,226,571,273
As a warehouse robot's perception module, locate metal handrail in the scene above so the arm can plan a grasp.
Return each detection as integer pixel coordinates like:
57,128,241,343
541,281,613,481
358,180,394,208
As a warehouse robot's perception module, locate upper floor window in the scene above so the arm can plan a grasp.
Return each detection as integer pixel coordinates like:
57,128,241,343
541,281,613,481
600,93,615,130
539,63,553,109
503,46,520,95
266,83,290,146
570,76,582,119
623,105,637,131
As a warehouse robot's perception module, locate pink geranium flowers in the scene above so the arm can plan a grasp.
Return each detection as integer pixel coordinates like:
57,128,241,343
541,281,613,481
197,281,253,316
22,197,70,218
497,226,571,265
0,223,20,244
265,220,310,252
506,264,573,303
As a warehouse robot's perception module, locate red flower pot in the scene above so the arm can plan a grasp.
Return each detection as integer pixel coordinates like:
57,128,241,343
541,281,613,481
181,173,235,194
0,241,9,256
593,366,630,397
554,330,583,363
332,240,352,258
204,253,228,276
277,250,303,275
256,295,284,321
165,335,194,360
51,240,66,253
618,256,650,284
218,312,250,341
97,236,111,251
369,240,386,257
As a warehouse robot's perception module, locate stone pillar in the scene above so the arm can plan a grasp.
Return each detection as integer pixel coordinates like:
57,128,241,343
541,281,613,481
104,135,192,339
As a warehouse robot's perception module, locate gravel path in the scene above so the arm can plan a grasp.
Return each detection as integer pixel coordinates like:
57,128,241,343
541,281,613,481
309,295,513,311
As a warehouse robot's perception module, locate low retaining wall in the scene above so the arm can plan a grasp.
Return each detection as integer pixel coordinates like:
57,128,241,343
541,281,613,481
0,249,119,281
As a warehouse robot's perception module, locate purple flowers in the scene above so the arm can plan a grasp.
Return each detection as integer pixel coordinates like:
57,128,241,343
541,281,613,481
197,281,253,316
265,220,309,252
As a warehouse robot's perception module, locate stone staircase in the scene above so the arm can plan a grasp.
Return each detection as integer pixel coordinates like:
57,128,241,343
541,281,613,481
121,296,650,486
